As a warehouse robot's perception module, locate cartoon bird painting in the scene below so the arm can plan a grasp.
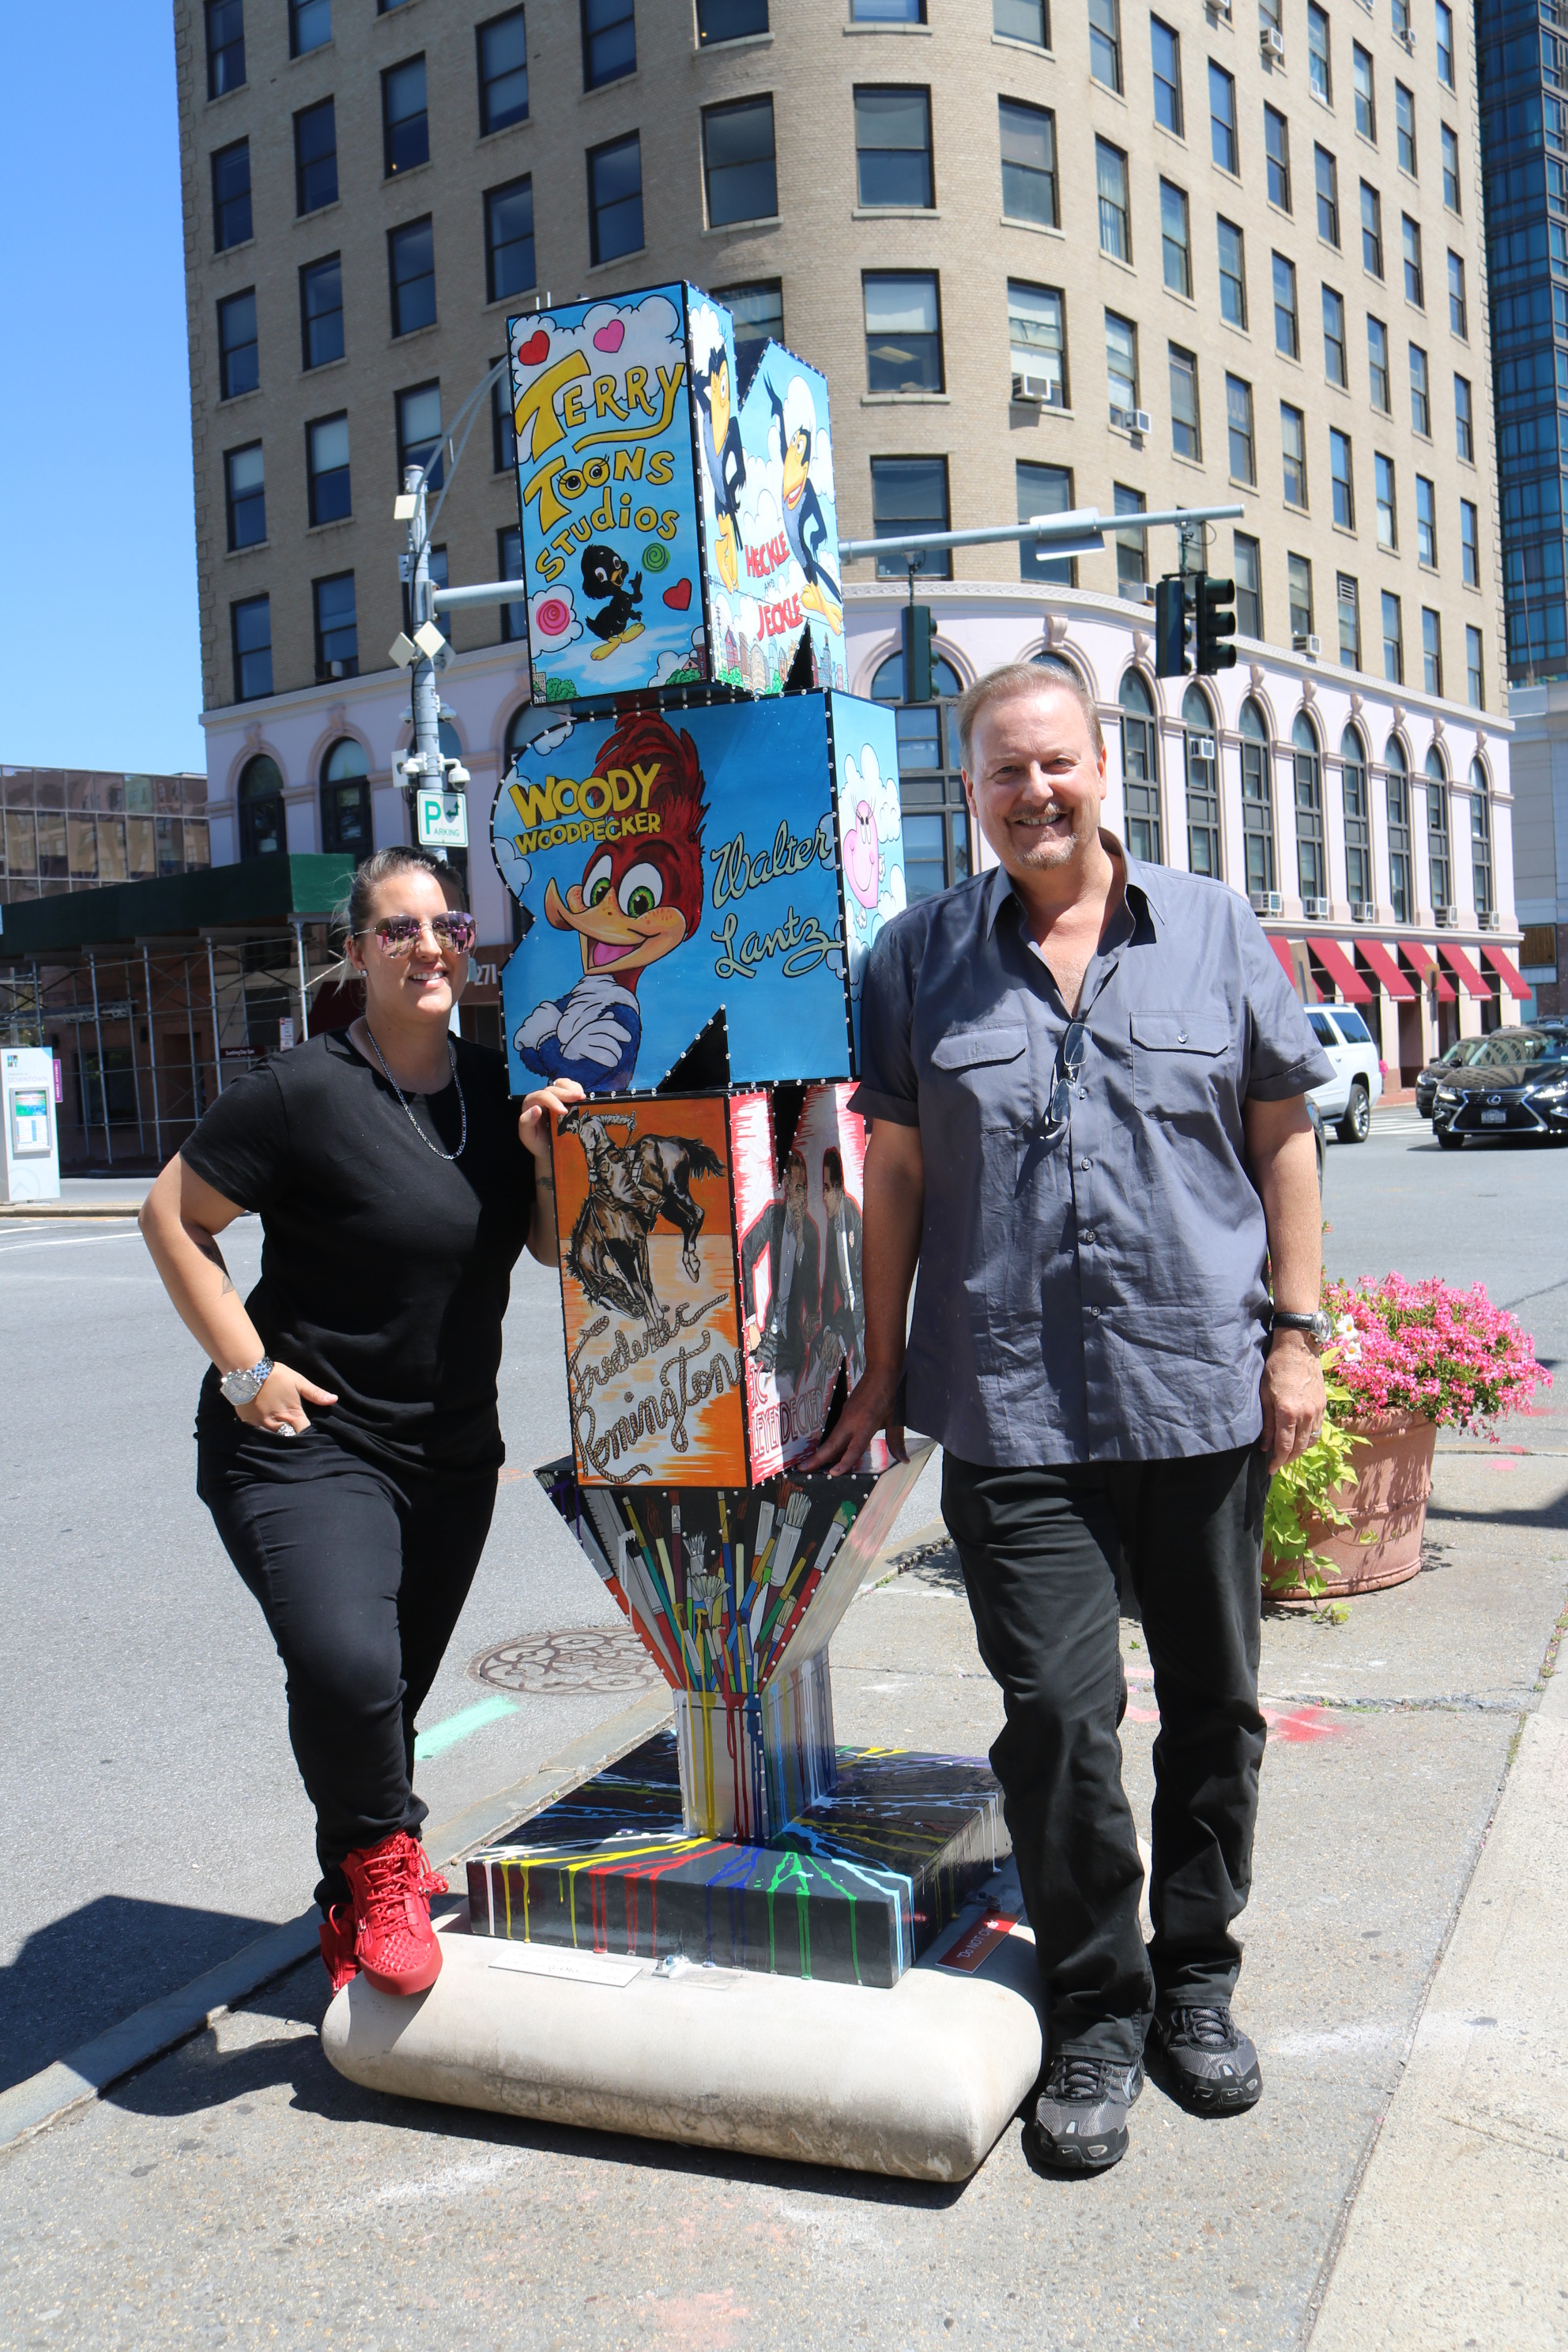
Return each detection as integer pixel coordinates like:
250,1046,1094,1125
581,544,645,662
766,375,842,635
842,799,881,914
693,342,746,597
513,709,708,1092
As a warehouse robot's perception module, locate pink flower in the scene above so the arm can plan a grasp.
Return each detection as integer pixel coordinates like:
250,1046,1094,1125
1320,1275,1551,1437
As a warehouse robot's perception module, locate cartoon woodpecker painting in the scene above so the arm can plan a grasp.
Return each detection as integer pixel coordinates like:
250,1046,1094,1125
513,710,708,1092
766,377,842,635
581,543,645,662
693,344,746,596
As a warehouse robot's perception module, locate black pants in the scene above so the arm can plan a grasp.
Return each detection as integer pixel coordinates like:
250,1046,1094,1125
941,1445,1268,2066
198,1418,496,1912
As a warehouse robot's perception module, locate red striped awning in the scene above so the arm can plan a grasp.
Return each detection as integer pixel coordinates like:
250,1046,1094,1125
1268,936,1298,983
1400,940,1457,1001
1355,939,1417,1000
1306,937,1374,1002
1437,941,1493,1001
1481,943,1532,1001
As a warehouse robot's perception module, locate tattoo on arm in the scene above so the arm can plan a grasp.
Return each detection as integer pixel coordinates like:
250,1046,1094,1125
190,1227,236,1297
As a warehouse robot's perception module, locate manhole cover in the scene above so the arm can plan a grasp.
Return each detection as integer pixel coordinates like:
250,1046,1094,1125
469,1627,662,1696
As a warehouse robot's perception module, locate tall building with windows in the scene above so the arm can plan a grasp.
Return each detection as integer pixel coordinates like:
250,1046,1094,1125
175,0,1520,1066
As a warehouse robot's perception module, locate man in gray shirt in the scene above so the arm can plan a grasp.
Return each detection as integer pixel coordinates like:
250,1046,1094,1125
813,662,1333,2176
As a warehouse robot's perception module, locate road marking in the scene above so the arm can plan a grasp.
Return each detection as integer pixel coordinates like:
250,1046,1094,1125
0,1228,145,1255
413,1692,520,1760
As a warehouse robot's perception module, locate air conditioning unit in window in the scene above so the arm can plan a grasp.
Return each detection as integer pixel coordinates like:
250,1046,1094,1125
1011,373,1054,405
1132,408,1152,435
1397,25,1416,51
1351,900,1380,924
1293,632,1322,658
1208,0,1233,21
1303,896,1332,919
1250,890,1285,915
1433,904,1460,926
1479,907,1502,929
1195,735,1217,760
1261,24,1286,61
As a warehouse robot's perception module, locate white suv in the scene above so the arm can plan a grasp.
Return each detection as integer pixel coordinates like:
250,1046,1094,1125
1306,1005,1383,1143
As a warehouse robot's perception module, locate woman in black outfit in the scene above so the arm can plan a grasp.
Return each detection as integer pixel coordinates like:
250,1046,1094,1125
140,845,577,1996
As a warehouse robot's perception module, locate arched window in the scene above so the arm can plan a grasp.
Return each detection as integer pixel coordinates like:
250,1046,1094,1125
1118,671,1161,864
871,649,970,899
1340,727,1371,909
439,718,462,761
503,703,537,775
1385,739,1412,923
1292,712,1325,904
1425,746,1451,914
238,754,285,861
319,737,371,857
1469,757,1494,919
1182,684,1220,879
1239,699,1276,899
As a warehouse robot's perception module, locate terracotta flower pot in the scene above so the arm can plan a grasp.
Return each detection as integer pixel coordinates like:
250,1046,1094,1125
1263,1414,1438,1599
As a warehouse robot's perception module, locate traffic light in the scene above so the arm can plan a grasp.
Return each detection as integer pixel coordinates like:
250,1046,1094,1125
901,601,937,703
1194,575,1238,675
1153,575,1190,678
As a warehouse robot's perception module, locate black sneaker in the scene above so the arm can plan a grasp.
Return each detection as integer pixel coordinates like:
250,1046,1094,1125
1022,2052,1144,2175
1148,2003,1262,2115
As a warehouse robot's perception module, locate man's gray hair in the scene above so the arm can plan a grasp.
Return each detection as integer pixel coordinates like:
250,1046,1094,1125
956,659,1106,769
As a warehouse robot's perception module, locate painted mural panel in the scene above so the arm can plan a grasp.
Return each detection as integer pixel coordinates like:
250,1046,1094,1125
829,695,907,1064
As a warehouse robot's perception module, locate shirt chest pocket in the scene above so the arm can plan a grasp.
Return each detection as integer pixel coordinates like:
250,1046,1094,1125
926,1022,1032,1133
1130,1010,1234,1118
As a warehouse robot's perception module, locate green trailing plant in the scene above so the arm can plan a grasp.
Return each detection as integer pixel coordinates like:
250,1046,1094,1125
1262,1366,1370,1599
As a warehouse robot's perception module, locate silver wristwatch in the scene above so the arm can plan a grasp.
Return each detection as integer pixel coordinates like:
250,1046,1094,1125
219,1355,273,1407
1270,1310,1333,1351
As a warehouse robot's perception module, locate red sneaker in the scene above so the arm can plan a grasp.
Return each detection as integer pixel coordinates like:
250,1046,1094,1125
318,1901,359,1994
342,1830,447,1996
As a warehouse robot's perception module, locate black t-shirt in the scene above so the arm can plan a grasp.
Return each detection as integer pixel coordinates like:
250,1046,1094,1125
183,1031,534,1476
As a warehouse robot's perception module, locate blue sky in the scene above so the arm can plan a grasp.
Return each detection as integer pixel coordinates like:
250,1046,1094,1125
1,5,205,775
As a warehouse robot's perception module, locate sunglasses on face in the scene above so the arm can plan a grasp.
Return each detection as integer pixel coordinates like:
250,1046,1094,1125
363,912,476,958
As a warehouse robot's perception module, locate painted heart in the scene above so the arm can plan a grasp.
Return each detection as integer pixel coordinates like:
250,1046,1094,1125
593,319,625,354
662,577,692,610
518,329,549,366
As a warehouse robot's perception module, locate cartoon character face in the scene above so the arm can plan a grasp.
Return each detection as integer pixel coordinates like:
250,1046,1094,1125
581,545,628,599
842,797,881,911
541,708,707,982
782,426,812,511
547,846,688,979
706,352,731,448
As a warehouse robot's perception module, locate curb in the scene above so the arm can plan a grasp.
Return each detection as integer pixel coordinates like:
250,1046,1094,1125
0,1204,144,1220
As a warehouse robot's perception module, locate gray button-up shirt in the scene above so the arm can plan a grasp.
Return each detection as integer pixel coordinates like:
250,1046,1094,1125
850,849,1335,1467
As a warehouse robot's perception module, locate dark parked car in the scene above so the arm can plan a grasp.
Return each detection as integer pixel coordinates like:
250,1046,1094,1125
1431,1027,1568,1149
1415,1037,1496,1119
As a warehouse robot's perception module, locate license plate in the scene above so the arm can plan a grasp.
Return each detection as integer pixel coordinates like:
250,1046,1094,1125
1481,1108,1507,1125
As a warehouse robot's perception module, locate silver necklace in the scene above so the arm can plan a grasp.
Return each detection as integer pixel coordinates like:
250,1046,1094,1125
362,1021,466,1161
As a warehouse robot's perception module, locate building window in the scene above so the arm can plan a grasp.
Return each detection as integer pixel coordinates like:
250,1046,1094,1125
995,0,1048,41
1458,504,1479,593
1454,372,1473,461
1402,216,1423,306
232,597,273,703
1307,3,1331,103
1289,552,1314,640
1184,684,1220,876
998,96,1057,226
397,380,443,488
1169,345,1200,458
1441,122,1460,212
1415,473,1437,565
217,288,258,399
1422,608,1443,695
1330,428,1354,528
1368,315,1389,409
485,177,535,302
313,573,358,680
300,256,343,369
1338,575,1361,668
1019,461,1076,584
869,684,970,900
498,524,526,641
1294,715,1326,902
1106,310,1138,415
1008,281,1067,405
1375,451,1396,547
1240,699,1276,897
1470,760,1493,915
1447,251,1467,337
857,86,933,208
1265,107,1291,210
1089,0,1122,91
320,737,371,856
871,455,950,578
1466,624,1484,707
307,413,351,525
855,0,925,13
703,96,777,227
1342,727,1371,901
206,0,245,98
1281,402,1307,505
1096,140,1131,260
1217,217,1247,326
389,217,436,335
1321,286,1347,385
492,364,515,470
1120,671,1161,861
714,280,784,389
582,0,635,89
1160,181,1192,296
1316,146,1340,246
1395,82,1416,176
1227,374,1256,484
1272,253,1298,356
294,98,337,215
291,0,330,55
864,272,944,393
1361,183,1383,277
383,57,429,176
699,0,769,36
1427,752,1451,908
1108,484,1145,596
1408,341,1430,436
1234,531,1262,635
587,132,644,263
224,443,266,551
212,140,252,251
1210,62,1238,175
1436,0,1455,89
1151,17,1183,134
477,7,530,134
238,755,285,860
1381,590,1404,683
1386,739,1412,918
1352,44,1376,141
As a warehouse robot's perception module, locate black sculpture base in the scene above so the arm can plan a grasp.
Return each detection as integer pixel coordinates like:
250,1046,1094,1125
466,1732,1009,1990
